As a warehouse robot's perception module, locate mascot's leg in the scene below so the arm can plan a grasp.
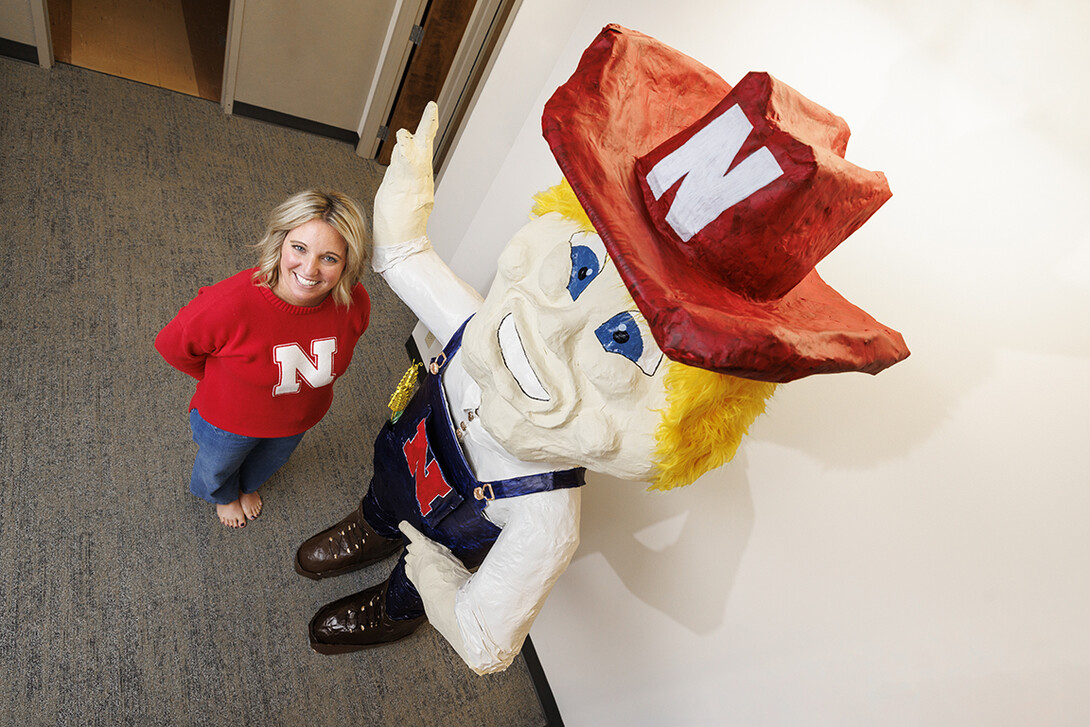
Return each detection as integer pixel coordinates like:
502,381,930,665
296,409,421,580
307,556,426,654
294,494,405,580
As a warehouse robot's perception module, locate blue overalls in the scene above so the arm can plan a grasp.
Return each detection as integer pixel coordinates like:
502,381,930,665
361,321,585,620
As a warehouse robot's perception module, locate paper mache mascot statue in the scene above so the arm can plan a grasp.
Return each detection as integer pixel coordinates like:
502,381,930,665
294,25,910,674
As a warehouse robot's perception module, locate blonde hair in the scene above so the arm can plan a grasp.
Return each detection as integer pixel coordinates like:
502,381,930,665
251,190,370,306
650,363,776,490
532,180,777,490
532,179,595,232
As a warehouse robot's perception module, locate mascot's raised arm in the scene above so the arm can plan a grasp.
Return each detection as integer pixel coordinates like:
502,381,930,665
293,25,909,675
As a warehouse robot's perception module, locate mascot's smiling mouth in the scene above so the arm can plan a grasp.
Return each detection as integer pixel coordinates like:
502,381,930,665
497,313,549,401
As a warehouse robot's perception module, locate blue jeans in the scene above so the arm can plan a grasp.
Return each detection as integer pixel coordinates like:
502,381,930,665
188,409,305,505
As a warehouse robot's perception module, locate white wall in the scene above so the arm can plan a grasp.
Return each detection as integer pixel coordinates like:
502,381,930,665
231,0,398,131
430,0,1090,724
0,0,37,45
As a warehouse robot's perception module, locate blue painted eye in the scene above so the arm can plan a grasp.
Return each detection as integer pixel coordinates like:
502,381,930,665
596,312,643,361
567,244,600,301
595,311,664,376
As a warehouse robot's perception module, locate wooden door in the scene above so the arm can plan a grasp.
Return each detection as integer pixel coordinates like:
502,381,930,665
375,0,478,166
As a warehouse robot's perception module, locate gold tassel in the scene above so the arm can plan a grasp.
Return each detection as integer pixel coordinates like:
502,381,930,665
388,362,423,422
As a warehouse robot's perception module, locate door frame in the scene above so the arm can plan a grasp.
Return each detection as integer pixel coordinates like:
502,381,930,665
32,0,54,68
220,0,243,113
354,0,523,179
354,0,431,160
429,0,521,182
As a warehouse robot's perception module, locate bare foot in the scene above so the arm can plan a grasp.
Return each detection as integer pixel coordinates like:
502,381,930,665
239,490,263,521
216,499,247,528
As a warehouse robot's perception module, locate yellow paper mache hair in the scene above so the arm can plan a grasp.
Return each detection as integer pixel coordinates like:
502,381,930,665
651,364,776,490
531,181,777,490
531,179,596,232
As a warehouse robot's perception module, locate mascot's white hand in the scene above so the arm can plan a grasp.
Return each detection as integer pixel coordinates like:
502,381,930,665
373,101,439,248
399,520,483,671
398,520,471,594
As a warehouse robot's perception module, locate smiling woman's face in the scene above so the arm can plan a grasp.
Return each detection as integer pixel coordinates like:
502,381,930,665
462,213,668,480
273,219,347,307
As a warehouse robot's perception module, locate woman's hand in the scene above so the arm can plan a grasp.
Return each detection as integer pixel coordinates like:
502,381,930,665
373,101,439,248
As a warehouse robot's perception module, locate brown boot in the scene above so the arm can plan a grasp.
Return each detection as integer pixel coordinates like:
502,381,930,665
294,501,405,580
308,580,426,654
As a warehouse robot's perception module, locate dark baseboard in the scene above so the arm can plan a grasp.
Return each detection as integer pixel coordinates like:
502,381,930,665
0,37,38,65
522,636,566,727
231,101,359,145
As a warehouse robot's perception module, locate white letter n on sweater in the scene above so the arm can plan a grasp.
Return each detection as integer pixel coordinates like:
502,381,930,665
273,338,337,396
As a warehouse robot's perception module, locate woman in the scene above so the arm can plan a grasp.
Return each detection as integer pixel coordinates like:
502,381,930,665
156,190,371,528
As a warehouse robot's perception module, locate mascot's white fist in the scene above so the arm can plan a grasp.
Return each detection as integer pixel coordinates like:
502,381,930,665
373,101,439,248
399,520,490,671
399,520,471,591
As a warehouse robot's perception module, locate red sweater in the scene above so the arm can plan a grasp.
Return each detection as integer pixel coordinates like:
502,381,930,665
155,269,370,437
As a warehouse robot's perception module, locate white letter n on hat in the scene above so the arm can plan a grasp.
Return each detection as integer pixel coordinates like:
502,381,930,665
645,104,783,242
273,338,337,395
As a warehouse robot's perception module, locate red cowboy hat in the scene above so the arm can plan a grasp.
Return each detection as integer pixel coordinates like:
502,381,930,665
542,25,909,383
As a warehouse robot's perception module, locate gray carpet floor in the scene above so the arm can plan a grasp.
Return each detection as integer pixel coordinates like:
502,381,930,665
0,57,547,726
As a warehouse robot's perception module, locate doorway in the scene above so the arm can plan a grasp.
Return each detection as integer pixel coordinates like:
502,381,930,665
375,0,477,166
47,0,231,102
